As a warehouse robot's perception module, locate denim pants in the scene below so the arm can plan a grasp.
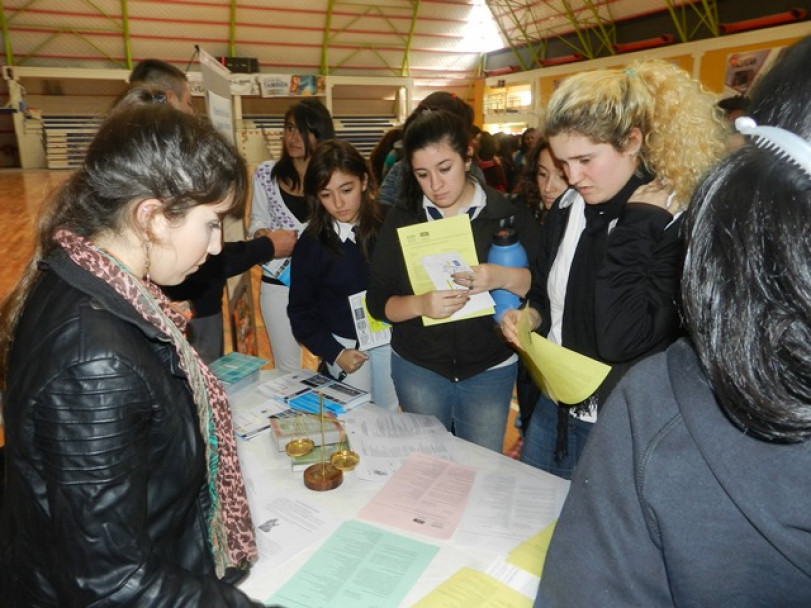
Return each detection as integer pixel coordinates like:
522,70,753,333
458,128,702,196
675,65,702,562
520,393,594,480
391,352,516,453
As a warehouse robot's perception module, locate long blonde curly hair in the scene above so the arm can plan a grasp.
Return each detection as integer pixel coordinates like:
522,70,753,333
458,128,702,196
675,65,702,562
544,59,728,208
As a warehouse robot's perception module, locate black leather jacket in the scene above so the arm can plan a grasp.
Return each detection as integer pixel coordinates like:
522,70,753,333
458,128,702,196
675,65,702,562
1,250,261,607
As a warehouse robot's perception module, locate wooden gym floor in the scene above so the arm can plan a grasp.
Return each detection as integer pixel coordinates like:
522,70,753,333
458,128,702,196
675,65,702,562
0,168,520,455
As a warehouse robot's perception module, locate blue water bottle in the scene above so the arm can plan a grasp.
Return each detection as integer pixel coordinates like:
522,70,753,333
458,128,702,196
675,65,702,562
487,222,527,323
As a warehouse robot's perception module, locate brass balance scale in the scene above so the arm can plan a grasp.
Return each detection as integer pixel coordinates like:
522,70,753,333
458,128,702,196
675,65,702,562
284,392,360,491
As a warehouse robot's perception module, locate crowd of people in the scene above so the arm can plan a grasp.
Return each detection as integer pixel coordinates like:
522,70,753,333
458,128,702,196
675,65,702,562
1,34,810,605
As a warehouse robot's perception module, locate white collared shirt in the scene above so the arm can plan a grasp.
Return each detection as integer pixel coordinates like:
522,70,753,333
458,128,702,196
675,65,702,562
333,220,357,243
422,180,486,221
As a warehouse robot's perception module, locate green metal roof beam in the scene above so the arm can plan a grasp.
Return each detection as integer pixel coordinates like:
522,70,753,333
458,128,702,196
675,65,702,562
16,28,125,67
331,45,397,74
581,0,616,55
484,1,530,71
6,23,122,33
321,0,336,74
400,0,419,76
664,0,719,41
121,0,131,69
228,0,237,56
7,0,44,25
0,0,15,65
557,0,596,58
497,0,542,66
80,0,121,26
327,6,375,42
370,5,410,44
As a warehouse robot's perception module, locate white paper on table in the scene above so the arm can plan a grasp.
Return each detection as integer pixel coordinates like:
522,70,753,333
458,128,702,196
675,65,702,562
420,251,495,319
357,452,476,540
350,431,460,481
256,370,330,402
252,495,340,570
344,410,448,439
231,399,289,439
453,470,570,554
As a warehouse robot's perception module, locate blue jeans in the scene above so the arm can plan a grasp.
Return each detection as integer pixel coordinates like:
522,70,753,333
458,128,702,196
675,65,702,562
520,394,594,480
391,352,516,453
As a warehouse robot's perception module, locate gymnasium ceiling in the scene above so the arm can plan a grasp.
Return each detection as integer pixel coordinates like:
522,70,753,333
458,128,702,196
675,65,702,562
0,0,808,97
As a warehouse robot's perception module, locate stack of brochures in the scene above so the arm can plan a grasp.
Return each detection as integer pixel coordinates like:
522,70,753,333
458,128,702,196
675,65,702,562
288,436,351,472
269,411,344,453
257,370,371,416
209,352,270,397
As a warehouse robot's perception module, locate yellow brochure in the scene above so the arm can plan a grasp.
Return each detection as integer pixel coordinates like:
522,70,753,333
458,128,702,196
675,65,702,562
517,306,611,405
397,214,494,326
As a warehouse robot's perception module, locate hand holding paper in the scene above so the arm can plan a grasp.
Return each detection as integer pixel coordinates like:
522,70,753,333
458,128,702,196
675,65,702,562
396,215,495,326
514,306,611,405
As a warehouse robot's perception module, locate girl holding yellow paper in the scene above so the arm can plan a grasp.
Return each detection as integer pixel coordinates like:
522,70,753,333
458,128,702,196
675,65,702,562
501,59,726,479
367,109,540,452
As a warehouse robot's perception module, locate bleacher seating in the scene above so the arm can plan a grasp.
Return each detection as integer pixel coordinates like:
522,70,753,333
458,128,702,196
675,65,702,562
39,113,399,170
43,116,102,170
242,114,398,158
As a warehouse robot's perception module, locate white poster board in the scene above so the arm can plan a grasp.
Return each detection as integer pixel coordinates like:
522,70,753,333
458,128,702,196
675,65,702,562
199,47,235,144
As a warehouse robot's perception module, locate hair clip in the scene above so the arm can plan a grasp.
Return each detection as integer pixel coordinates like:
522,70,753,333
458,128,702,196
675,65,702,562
735,116,811,179
151,92,167,104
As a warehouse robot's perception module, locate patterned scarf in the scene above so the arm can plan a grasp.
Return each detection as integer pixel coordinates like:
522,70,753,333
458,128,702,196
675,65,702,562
53,228,257,577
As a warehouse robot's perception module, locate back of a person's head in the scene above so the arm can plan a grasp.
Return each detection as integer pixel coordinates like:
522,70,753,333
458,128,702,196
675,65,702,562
129,58,188,99
494,132,514,157
413,91,474,129
0,103,246,377
478,131,497,160
683,35,811,442
50,104,246,247
717,94,750,119
545,59,726,207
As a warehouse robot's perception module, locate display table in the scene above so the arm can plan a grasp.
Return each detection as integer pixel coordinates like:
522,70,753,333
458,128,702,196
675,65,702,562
231,371,568,606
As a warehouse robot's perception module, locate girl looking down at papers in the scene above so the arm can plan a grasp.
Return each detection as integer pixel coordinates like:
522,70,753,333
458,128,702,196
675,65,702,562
287,139,398,411
538,35,811,606
367,109,541,452
0,102,261,605
501,59,727,479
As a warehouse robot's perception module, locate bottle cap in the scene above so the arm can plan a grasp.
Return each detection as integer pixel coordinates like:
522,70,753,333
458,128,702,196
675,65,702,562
492,227,518,246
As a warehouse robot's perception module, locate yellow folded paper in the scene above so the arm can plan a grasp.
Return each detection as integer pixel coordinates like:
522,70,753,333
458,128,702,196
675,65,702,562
508,520,557,577
397,215,494,326
516,306,611,405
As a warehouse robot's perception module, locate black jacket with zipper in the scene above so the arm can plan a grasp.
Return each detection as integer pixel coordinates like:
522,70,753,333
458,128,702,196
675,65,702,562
1,249,261,607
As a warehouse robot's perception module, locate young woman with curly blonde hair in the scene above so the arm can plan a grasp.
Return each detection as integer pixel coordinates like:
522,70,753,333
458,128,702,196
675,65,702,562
502,59,727,479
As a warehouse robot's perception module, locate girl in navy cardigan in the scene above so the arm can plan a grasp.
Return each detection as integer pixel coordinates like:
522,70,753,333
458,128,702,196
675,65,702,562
287,139,398,411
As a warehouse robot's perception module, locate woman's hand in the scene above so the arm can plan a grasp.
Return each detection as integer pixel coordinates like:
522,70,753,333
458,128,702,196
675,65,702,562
630,181,677,212
452,264,497,295
255,228,298,257
453,264,531,298
500,307,541,348
336,348,368,374
421,289,469,319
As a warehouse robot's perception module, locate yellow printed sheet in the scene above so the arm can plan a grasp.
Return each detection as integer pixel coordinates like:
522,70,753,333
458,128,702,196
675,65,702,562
397,214,494,326
413,567,532,608
517,306,611,405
